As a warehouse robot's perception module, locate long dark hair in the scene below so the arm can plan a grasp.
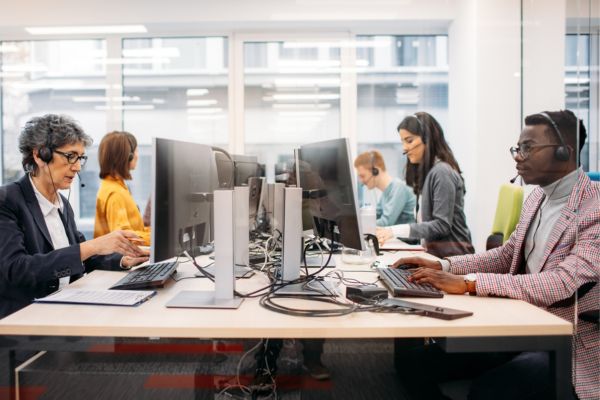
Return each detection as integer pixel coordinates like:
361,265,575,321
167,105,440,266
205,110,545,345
397,112,463,196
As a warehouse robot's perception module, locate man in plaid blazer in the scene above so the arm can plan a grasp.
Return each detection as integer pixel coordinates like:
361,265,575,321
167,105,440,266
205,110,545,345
395,110,598,400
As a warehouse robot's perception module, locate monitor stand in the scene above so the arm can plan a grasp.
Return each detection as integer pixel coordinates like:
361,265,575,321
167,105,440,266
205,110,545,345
275,279,340,296
197,264,254,279
277,187,338,297
167,189,244,309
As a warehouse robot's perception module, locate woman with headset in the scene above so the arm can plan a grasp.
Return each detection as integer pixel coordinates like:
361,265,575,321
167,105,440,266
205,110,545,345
94,131,151,246
0,115,148,319
376,112,474,258
354,150,416,226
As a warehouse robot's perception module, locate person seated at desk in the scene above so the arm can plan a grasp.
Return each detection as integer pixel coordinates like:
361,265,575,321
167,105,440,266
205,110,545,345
354,150,416,226
0,114,148,319
94,131,151,246
377,112,474,258
395,110,599,400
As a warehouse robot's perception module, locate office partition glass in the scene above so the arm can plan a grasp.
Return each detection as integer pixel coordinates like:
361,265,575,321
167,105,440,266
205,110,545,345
243,40,342,182
122,36,229,215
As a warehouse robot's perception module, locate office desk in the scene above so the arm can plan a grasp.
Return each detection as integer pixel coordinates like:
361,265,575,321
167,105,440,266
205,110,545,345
0,256,573,399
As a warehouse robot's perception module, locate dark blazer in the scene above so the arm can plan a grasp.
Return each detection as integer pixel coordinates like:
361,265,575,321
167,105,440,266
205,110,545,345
0,175,121,319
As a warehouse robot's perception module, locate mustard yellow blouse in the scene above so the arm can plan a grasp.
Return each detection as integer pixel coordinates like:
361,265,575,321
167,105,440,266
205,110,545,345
94,176,151,245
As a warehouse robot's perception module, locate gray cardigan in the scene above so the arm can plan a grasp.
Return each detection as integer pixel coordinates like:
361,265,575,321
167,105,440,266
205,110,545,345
408,161,474,258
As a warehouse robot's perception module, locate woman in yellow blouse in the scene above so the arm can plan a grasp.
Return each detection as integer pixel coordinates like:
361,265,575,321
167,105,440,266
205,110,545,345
94,131,151,245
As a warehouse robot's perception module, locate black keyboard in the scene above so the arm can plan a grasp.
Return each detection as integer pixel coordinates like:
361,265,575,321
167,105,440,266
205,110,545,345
110,261,178,290
377,267,443,298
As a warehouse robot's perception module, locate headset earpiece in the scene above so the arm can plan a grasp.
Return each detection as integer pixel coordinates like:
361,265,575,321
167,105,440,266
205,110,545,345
539,112,570,162
370,151,379,177
38,147,53,163
127,135,135,162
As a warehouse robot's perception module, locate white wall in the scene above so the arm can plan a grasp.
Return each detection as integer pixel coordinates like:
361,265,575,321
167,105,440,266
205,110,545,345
449,0,522,251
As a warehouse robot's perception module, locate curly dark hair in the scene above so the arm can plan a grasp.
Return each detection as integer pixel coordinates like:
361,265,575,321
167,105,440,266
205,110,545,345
18,114,92,175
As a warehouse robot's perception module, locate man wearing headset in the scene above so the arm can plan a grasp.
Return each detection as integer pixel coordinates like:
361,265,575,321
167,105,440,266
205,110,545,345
395,110,598,400
354,150,416,226
0,114,148,319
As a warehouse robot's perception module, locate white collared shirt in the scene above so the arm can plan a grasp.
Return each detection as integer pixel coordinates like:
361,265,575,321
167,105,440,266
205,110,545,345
29,175,72,289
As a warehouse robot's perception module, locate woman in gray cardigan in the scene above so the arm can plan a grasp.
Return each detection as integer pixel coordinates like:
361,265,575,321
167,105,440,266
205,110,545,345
376,112,474,258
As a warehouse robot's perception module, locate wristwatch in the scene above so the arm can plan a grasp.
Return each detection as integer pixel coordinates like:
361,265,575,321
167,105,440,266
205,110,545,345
464,273,477,295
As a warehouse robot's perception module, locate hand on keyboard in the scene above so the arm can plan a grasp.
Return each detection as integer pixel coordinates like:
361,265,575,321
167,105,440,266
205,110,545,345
408,268,469,295
390,263,420,270
391,255,443,271
121,255,149,269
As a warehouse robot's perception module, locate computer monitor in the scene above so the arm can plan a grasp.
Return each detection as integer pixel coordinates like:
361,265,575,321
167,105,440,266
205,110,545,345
232,154,260,186
292,148,314,233
248,176,265,227
298,138,364,251
213,147,234,189
151,137,216,263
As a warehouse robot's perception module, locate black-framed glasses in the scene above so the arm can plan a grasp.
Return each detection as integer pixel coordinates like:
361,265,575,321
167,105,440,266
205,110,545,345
54,150,88,167
509,143,560,160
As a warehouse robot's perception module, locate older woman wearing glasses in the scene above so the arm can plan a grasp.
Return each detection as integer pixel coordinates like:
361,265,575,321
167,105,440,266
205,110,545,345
0,114,148,319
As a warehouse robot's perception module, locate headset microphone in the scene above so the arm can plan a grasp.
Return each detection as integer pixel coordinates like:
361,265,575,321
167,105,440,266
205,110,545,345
77,172,85,188
403,142,422,156
509,173,519,184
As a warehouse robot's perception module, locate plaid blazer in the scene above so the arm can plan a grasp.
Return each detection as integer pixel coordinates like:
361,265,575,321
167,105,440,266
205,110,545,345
448,172,599,400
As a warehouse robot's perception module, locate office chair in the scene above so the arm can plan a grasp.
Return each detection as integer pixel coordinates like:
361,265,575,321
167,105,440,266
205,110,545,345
486,184,524,250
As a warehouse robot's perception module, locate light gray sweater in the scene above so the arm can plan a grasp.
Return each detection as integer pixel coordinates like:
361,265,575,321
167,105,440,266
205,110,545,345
408,161,474,258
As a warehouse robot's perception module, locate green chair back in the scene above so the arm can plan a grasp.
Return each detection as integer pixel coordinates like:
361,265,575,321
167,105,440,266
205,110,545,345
491,183,524,243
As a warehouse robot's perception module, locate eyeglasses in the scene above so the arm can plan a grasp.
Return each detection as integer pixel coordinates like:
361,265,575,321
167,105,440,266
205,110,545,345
54,150,88,167
509,143,560,160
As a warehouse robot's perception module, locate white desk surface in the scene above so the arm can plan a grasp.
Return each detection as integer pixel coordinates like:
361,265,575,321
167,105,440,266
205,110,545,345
0,253,572,339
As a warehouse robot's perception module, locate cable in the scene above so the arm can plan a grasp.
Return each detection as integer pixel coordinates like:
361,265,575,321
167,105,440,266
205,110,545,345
259,294,358,317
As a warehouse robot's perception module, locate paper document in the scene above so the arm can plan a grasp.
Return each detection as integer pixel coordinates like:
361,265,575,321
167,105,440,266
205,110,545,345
35,289,156,307
380,238,424,251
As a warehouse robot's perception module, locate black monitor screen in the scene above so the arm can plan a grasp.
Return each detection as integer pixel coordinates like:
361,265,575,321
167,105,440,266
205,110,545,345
151,138,215,262
298,138,364,250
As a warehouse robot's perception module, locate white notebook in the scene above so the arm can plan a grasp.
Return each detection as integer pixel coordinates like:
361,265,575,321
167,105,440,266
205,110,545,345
35,289,156,307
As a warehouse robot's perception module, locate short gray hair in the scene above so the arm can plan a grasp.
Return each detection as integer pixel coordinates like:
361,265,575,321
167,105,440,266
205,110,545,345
18,114,93,175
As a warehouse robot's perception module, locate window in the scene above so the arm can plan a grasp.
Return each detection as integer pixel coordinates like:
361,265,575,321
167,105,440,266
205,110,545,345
355,35,448,203
565,34,592,171
1,40,107,238
243,40,342,182
1,40,107,183
120,36,229,214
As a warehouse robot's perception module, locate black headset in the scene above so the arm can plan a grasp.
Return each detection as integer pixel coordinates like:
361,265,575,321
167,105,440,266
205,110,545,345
538,112,570,162
126,135,135,162
407,113,426,143
38,129,55,164
370,151,379,177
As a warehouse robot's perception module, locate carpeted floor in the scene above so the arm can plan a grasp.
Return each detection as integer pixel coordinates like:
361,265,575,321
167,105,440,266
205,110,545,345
17,338,421,400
